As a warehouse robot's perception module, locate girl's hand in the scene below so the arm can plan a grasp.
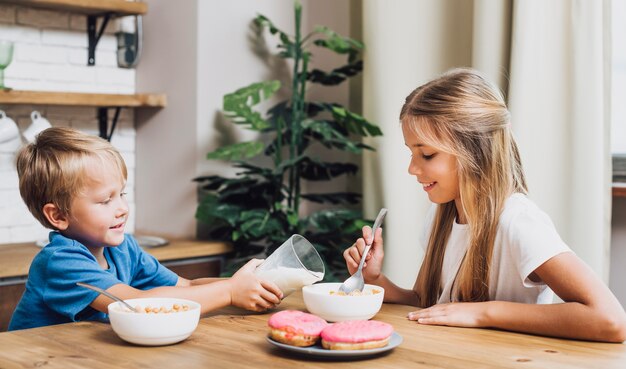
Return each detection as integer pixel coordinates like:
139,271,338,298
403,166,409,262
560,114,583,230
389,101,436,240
343,226,384,283
407,302,489,327
229,259,283,312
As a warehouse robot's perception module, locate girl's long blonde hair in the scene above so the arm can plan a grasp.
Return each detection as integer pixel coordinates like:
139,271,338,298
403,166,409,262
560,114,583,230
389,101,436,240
400,68,527,307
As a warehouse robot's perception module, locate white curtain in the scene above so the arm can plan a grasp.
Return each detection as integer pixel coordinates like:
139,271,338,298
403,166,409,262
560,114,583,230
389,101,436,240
361,0,612,287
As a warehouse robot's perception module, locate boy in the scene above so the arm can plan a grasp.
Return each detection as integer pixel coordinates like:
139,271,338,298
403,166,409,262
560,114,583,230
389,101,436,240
9,127,282,330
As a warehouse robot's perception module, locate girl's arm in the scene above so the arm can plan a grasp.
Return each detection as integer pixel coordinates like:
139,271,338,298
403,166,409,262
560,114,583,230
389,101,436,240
370,273,421,306
344,226,421,306
409,252,626,343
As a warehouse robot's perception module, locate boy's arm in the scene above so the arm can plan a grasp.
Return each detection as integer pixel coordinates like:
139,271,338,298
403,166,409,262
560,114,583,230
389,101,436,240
408,252,626,343
89,259,282,314
176,277,225,286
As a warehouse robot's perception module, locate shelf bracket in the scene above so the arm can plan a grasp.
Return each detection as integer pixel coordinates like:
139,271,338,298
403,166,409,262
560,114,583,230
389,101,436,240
87,13,113,66
98,107,121,142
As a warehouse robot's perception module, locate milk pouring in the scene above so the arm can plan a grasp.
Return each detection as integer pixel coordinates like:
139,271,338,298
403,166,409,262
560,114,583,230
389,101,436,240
255,267,324,296
254,234,325,297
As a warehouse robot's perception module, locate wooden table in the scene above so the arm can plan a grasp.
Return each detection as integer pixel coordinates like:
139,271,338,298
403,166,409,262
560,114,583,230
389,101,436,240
0,292,624,369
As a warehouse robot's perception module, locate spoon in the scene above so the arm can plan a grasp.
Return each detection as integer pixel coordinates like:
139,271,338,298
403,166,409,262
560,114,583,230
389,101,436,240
76,282,139,313
339,208,388,294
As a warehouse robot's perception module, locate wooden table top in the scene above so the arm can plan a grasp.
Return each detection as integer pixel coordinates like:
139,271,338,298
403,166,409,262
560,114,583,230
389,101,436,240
0,238,232,279
0,292,624,368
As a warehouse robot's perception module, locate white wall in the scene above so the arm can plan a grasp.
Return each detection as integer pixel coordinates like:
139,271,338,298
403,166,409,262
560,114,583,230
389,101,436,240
135,0,352,238
0,4,136,244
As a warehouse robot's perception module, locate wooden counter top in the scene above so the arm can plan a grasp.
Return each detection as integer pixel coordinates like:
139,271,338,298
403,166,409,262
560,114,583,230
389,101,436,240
0,238,232,280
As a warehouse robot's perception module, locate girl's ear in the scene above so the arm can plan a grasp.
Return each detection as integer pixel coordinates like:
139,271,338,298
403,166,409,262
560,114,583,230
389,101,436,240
42,203,69,230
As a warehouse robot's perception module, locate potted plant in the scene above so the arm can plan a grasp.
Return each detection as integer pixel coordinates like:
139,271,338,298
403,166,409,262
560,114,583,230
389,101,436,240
194,1,382,280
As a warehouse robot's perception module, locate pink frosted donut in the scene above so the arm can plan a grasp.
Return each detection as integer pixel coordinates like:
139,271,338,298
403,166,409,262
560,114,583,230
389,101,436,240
321,320,393,350
267,310,328,347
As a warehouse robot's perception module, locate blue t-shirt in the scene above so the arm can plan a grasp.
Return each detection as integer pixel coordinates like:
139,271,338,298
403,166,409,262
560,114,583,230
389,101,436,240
8,232,179,331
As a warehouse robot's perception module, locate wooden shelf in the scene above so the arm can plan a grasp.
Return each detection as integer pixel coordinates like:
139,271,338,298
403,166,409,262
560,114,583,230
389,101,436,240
0,90,166,108
614,183,626,198
0,0,147,16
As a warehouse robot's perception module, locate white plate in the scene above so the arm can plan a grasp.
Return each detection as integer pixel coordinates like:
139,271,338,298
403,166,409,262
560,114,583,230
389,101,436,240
266,331,402,359
135,235,169,248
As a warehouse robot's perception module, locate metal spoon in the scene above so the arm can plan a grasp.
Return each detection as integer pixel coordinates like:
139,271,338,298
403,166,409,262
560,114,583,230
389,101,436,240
76,282,139,313
339,208,388,294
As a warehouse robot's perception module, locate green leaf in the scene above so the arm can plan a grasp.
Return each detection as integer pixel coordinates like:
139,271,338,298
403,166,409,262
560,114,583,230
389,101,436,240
312,26,364,62
196,194,244,227
300,157,358,180
307,60,363,86
206,141,265,161
301,192,362,205
305,209,368,235
302,119,373,153
317,103,383,137
223,81,281,131
254,15,296,59
287,211,299,227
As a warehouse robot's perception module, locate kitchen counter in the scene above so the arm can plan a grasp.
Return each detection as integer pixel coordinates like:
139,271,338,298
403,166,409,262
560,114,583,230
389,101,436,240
0,238,232,280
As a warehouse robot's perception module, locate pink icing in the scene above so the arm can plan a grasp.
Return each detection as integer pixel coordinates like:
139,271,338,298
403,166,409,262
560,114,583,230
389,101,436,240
268,310,328,336
321,320,393,343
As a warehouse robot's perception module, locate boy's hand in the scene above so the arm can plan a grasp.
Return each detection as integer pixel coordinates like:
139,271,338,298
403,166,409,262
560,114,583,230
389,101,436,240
343,226,384,283
229,259,283,312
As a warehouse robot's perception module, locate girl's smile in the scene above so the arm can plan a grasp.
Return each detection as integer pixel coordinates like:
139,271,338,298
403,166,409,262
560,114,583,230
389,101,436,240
421,181,436,191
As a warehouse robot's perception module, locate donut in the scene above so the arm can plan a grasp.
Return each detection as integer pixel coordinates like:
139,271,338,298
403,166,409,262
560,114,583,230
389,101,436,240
267,310,328,347
321,320,393,350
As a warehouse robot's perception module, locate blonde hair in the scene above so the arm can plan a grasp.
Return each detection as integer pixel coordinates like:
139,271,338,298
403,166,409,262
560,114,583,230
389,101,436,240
16,127,127,229
400,68,527,307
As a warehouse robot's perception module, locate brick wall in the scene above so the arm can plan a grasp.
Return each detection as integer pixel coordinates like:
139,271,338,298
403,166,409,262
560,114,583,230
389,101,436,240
0,4,137,244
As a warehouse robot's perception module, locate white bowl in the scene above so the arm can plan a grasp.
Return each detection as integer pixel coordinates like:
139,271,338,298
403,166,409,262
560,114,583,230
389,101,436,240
302,282,384,322
108,298,201,346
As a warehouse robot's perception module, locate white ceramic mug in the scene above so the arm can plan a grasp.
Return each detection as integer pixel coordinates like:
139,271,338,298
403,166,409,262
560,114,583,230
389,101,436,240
0,110,21,152
22,110,51,143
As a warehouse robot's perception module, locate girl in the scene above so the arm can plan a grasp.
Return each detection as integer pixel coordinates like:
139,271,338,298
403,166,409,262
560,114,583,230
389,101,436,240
344,68,626,343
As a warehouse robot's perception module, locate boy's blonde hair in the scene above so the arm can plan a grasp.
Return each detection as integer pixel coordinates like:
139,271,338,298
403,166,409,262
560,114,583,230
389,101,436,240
400,68,527,307
16,127,127,229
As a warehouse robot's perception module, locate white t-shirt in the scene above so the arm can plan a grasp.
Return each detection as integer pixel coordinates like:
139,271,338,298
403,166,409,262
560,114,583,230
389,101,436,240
421,193,572,305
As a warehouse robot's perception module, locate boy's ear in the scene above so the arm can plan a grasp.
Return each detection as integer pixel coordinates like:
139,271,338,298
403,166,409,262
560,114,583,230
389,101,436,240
42,203,69,230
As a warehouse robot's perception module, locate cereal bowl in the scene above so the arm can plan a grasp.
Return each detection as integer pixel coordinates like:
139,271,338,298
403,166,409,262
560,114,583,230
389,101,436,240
302,282,384,322
108,298,201,346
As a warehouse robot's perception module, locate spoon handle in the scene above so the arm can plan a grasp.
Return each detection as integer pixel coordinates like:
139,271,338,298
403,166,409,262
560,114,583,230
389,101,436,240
76,282,137,312
357,208,388,272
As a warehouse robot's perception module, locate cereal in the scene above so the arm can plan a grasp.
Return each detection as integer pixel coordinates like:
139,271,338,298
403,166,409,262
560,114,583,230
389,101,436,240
329,289,381,296
125,303,191,314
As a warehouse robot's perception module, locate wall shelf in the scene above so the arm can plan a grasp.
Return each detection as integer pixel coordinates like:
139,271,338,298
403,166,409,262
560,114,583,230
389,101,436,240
0,89,166,140
0,90,166,107
0,0,147,16
0,0,148,65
